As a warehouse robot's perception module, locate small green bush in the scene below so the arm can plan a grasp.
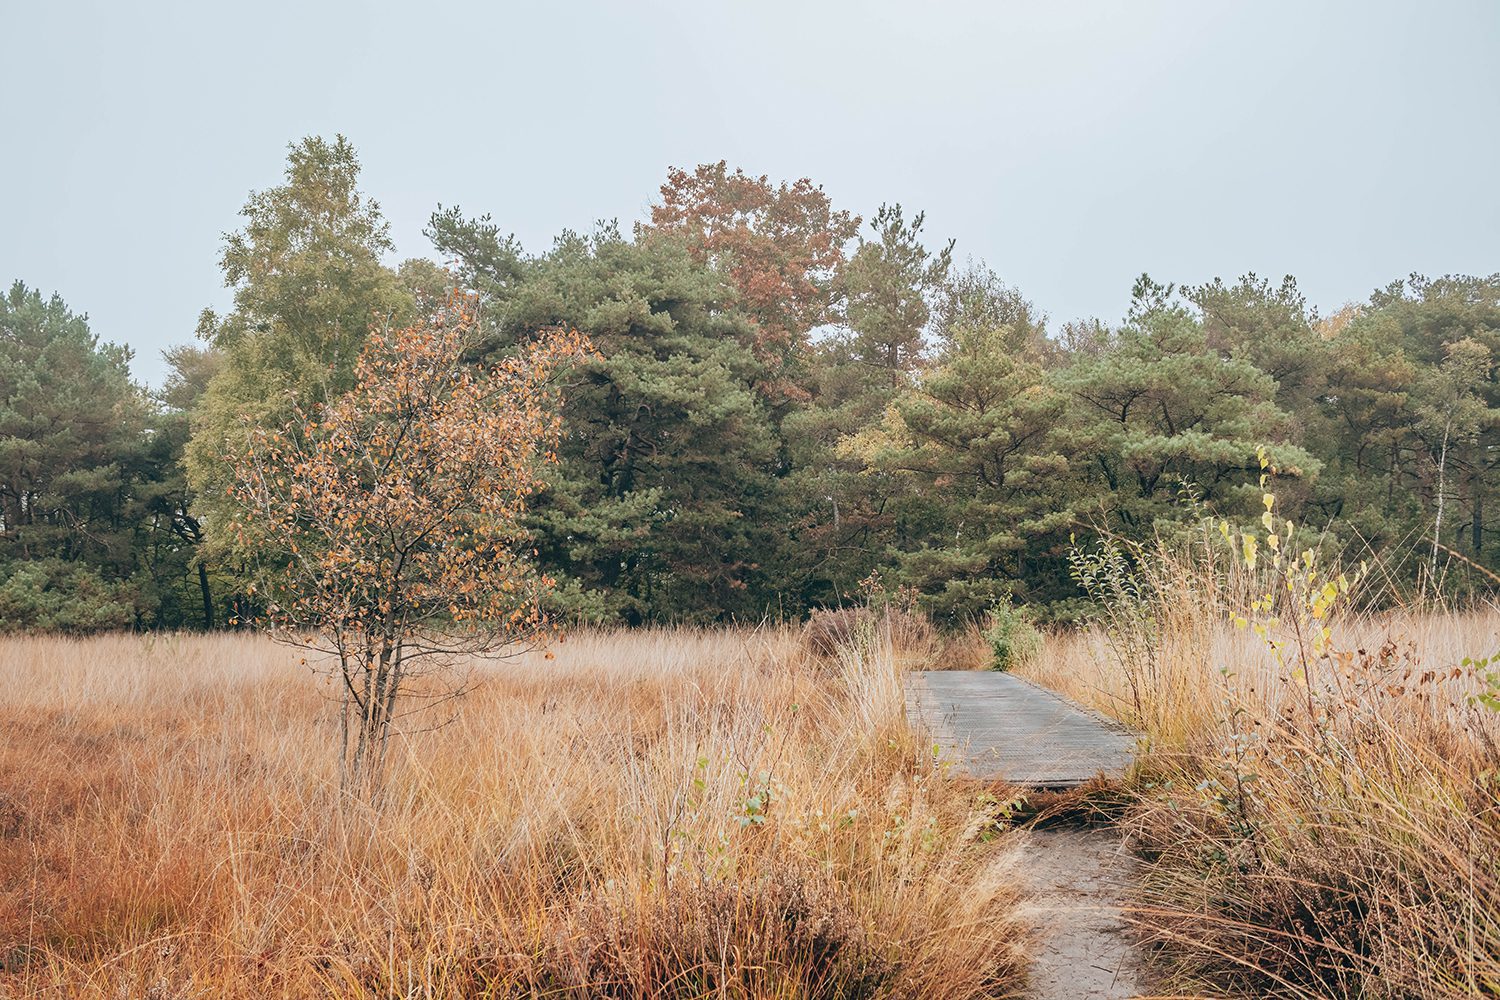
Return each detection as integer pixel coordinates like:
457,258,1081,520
984,603,1042,671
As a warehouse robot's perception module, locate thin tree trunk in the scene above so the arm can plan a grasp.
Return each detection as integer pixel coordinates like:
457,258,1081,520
339,654,354,794
1433,419,1452,583
352,650,378,792
374,640,404,784
197,561,214,630
1474,470,1484,555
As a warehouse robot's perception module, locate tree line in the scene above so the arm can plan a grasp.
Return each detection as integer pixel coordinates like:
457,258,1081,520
4,135,1498,632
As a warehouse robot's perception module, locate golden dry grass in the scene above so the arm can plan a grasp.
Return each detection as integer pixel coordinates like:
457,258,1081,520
1020,560,1500,998
1022,607,1500,739
0,627,1028,999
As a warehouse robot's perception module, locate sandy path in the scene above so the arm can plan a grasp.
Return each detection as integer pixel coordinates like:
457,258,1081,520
1019,825,1147,999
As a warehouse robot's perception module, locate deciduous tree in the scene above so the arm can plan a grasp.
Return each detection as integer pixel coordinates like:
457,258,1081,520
227,295,590,794
188,136,418,545
645,161,859,388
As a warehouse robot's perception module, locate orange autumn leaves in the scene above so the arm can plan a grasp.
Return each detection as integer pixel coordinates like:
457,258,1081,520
648,161,858,389
226,293,593,650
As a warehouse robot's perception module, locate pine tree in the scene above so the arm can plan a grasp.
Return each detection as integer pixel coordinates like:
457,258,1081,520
0,282,150,630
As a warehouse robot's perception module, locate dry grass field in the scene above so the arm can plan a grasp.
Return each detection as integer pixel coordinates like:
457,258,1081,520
0,627,1028,999
4,593,1497,999
1019,584,1500,998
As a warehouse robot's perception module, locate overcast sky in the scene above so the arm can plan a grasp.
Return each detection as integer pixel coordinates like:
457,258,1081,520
4,1,1497,385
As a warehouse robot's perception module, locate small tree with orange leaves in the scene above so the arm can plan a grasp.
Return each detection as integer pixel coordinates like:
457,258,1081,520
227,294,590,795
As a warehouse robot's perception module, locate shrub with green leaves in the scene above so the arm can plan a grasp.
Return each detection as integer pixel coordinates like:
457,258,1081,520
983,603,1042,671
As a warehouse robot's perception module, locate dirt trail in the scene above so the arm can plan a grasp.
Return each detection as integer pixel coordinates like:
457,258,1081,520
1019,825,1147,999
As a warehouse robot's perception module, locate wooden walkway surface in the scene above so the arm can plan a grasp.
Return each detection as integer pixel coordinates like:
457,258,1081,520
905,670,1135,787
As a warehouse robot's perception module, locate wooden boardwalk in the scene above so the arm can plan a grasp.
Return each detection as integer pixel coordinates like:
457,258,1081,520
905,670,1135,787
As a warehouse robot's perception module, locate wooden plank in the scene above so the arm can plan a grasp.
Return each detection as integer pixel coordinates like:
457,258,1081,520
906,670,1135,787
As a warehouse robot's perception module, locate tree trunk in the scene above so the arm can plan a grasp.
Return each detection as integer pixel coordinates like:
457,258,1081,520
1474,471,1484,556
197,561,214,630
1432,420,1452,583
342,635,404,802
374,641,404,782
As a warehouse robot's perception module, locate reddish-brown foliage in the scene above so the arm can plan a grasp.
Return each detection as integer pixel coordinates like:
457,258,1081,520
646,161,859,392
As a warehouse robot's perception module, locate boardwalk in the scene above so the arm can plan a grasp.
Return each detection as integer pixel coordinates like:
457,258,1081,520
907,672,1147,996
905,670,1135,786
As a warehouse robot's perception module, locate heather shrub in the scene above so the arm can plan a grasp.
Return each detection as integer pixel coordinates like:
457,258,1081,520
802,604,934,665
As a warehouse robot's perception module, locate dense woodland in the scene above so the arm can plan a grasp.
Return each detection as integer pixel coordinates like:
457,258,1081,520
5,135,1499,631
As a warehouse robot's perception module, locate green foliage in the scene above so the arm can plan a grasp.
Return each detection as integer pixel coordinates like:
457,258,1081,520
763,212,958,613
1058,276,1319,535
445,223,782,623
854,269,1079,619
0,281,221,630
0,560,137,632
772,332,905,609
1187,273,1325,415
0,282,145,564
185,136,418,555
11,139,1500,633
1462,651,1500,713
844,204,953,376
983,603,1042,671
1312,274,1500,590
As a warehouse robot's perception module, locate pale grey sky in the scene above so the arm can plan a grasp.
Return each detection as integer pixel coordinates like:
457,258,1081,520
4,1,1497,385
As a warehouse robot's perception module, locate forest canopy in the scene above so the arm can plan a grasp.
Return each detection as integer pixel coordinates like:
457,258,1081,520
5,135,1499,631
